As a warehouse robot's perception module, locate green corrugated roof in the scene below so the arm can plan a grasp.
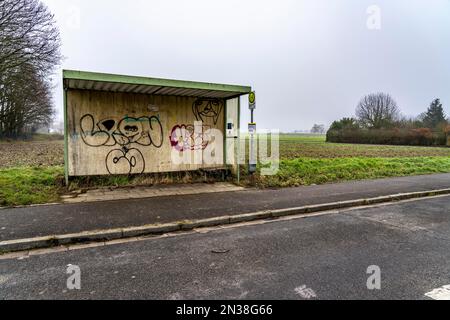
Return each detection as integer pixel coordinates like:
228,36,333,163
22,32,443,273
63,69,252,99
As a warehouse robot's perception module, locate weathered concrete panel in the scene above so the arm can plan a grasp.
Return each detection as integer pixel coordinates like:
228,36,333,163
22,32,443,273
67,89,225,176
225,98,239,174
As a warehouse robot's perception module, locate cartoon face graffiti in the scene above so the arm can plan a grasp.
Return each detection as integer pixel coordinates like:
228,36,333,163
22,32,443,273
192,98,224,125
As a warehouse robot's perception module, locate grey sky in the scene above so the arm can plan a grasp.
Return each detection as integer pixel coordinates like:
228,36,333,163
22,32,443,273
43,0,450,131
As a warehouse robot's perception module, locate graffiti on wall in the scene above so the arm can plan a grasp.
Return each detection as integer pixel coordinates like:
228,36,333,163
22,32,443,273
169,124,211,152
80,114,163,174
192,98,223,125
168,98,224,152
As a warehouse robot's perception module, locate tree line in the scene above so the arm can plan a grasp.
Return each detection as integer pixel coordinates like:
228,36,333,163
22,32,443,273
327,93,449,146
0,0,61,138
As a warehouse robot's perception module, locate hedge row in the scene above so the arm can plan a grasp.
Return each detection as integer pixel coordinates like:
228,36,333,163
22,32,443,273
326,128,448,146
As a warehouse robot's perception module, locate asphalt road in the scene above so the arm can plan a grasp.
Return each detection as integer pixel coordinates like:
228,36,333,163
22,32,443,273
1,195,450,300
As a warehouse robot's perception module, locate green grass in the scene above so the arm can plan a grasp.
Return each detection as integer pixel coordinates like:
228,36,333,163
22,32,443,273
279,133,327,143
0,133,64,142
29,133,64,141
278,134,450,159
0,166,64,207
244,134,450,187
0,134,449,206
255,156,450,187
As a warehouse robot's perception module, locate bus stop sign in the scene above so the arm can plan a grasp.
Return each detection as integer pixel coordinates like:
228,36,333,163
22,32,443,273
249,91,256,110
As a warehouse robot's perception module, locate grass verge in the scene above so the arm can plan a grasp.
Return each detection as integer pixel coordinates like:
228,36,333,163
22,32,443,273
1,156,450,207
255,156,450,187
0,166,64,207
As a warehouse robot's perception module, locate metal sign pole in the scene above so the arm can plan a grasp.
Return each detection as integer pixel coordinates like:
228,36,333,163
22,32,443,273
249,92,257,174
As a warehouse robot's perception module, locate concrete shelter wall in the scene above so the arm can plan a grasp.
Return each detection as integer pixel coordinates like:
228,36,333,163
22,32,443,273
67,89,225,176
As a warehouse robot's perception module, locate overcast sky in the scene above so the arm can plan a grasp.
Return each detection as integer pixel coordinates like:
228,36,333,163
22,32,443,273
43,0,450,131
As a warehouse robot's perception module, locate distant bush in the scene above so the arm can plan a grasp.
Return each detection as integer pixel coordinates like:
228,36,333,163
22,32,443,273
0,133,64,142
446,125,450,146
445,125,450,135
326,128,447,146
31,133,64,141
329,117,360,131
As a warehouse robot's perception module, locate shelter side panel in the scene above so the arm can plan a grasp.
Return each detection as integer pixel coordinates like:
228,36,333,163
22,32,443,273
67,90,225,176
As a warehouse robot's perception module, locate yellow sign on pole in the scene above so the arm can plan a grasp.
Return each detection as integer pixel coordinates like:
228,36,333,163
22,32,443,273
249,91,256,104
249,91,256,110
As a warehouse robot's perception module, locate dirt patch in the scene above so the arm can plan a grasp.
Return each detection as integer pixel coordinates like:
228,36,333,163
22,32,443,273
0,140,64,168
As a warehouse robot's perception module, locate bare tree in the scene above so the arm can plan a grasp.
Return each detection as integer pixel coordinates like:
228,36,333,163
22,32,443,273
1,64,54,135
0,0,61,138
356,93,401,129
0,0,61,75
311,124,326,134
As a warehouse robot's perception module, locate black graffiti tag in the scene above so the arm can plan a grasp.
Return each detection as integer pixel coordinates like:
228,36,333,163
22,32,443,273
79,114,163,174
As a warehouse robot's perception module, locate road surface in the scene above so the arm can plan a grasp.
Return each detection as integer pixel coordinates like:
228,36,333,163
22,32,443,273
1,195,450,299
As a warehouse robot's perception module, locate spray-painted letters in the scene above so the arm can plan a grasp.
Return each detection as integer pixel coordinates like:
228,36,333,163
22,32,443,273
79,114,163,174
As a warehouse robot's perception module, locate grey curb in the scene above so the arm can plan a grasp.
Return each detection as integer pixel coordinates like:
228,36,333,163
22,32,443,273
1,188,450,253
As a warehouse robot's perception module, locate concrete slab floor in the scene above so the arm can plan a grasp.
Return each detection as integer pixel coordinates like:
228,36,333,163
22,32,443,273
62,183,245,204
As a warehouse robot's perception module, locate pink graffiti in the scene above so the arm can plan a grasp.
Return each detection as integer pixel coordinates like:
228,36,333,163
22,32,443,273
169,124,211,152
